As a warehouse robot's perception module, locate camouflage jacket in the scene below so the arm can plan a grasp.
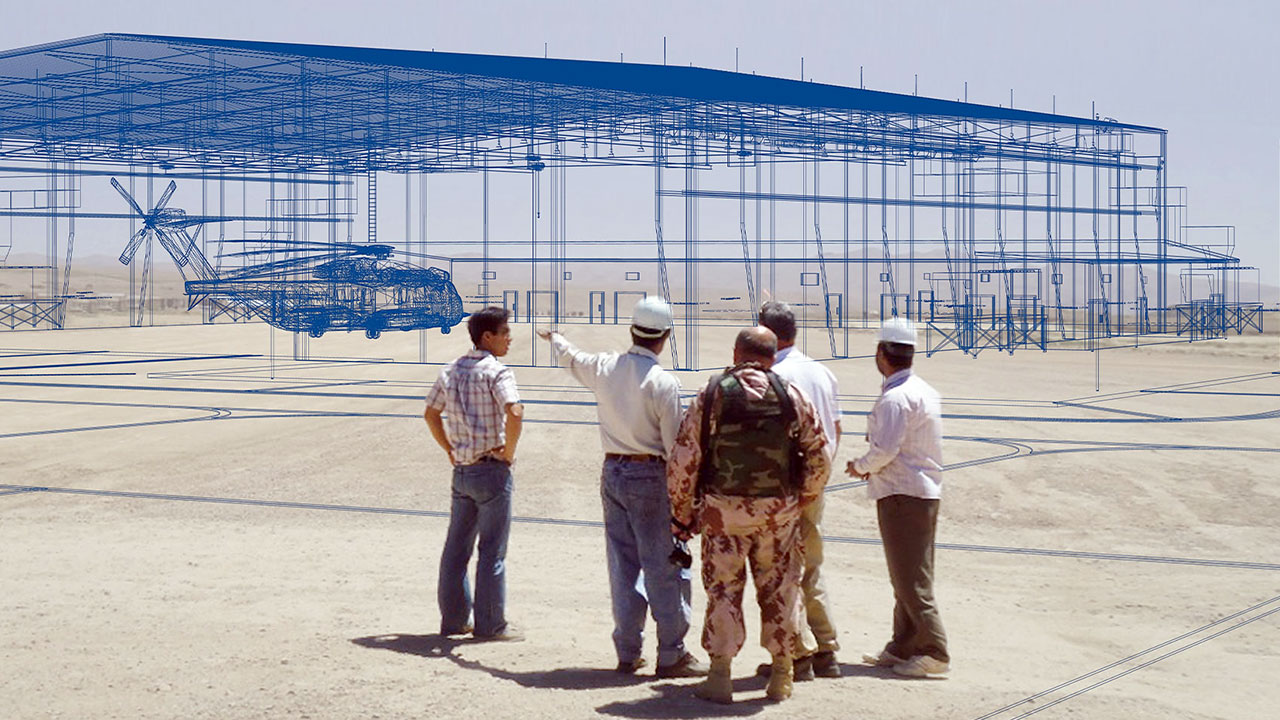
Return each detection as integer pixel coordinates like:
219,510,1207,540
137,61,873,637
667,363,830,536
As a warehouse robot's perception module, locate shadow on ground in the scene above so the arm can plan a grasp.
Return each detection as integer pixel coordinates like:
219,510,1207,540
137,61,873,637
352,633,768,717
351,633,652,690
352,636,936,716
594,677,770,718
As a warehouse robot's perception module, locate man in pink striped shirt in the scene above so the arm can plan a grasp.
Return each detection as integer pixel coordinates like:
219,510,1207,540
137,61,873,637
424,306,524,641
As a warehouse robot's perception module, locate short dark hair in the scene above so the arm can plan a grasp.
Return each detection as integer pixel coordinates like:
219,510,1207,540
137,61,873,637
879,341,915,371
468,306,510,345
735,327,777,361
758,301,796,343
630,328,669,353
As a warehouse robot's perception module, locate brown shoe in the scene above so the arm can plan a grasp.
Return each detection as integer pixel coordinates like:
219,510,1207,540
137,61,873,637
473,625,524,643
812,650,841,678
616,657,647,674
656,651,709,678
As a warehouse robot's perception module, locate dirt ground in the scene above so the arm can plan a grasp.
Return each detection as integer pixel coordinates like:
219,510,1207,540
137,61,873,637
1,320,1277,719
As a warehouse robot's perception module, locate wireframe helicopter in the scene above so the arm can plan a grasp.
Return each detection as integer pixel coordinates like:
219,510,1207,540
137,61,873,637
112,178,466,339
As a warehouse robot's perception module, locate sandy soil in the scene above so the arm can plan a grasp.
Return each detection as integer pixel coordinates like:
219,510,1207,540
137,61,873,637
1,321,1277,719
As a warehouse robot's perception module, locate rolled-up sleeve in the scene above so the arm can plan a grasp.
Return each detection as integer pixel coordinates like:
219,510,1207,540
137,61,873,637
425,375,447,412
492,366,521,409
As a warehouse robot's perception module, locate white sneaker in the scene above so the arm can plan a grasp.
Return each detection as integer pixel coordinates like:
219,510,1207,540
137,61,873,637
861,649,905,667
892,654,949,677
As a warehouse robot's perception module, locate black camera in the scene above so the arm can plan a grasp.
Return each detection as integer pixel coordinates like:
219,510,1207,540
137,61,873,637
669,537,692,569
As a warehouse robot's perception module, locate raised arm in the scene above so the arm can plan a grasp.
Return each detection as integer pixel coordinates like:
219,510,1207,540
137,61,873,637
539,329,606,391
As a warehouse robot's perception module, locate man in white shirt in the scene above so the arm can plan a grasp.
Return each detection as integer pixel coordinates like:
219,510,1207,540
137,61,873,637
848,317,949,678
756,301,843,680
538,297,707,678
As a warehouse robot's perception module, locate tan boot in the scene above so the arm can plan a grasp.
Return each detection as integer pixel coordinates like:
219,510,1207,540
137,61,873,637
694,656,733,704
765,655,794,701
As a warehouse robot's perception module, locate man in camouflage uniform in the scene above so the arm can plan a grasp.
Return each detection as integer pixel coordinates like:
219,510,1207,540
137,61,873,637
667,327,830,704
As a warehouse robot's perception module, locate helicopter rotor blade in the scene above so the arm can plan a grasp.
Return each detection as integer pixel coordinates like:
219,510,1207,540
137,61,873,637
153,180,178,213
158,227,195,266
389,249,460,265
218,253,348,279
219,244,370,259
118,228,149,265
216,239,372,252
110,178,147,220
153,228,188,266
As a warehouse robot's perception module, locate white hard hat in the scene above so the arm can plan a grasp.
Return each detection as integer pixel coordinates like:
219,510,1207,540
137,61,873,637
631,296,673,338
877,317,917,346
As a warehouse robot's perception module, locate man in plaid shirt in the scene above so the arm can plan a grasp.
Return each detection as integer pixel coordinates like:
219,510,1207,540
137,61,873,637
424,306,524,641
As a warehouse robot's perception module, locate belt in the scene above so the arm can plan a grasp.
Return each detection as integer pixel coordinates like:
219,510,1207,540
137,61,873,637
605,453,664,463
462,449,510,467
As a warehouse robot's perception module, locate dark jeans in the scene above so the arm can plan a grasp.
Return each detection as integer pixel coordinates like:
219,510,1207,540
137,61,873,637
438,459,513,636
877,494,949,663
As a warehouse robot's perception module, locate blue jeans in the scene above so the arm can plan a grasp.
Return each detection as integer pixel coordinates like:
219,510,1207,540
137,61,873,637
601,458,693,666
438,459,513,636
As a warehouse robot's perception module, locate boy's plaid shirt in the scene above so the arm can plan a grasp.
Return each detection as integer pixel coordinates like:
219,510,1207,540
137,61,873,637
425,349,521,465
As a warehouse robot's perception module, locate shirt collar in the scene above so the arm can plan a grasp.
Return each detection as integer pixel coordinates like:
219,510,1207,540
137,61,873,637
882,368,913,392
775,345,795,363
628,345,660,360
466,348,493,359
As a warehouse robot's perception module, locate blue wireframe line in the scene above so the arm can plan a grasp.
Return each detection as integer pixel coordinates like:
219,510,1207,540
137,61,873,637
973,595,1280,720
0,487,46,497
0,351,108,359
247,380,385,393
1059,371,1277,405
4,484,1275,572
0,410,229,440
824,480,867,493
1141,390,1280,397
0,354,257,372
822,535,1280,572
1051,400,1173,420
0,379,601,408
826,436,1279,490
0,398,600,439
4,377,1278,424
0,372,138,377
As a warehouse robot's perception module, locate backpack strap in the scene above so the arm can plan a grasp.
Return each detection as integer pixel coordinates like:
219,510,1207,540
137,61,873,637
765,371,797,431
697,373,724,493
765,370,804,490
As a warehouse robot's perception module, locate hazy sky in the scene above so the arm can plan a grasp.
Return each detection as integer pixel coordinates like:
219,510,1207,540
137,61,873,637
2,0,1277,284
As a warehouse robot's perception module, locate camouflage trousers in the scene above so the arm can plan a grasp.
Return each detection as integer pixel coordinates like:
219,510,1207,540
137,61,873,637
699,514,803,659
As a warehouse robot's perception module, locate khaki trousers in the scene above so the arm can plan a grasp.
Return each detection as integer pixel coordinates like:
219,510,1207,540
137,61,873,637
796,494,840,656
